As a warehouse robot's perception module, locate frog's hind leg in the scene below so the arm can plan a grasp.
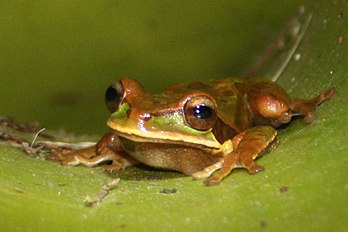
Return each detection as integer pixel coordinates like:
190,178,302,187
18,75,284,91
290,87,336,123
202,126,277,186
61,147,136,173
247,80,335,127
50,132,138,172
59,146,120,167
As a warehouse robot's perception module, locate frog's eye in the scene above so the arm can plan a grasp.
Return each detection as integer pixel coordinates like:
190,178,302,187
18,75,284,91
105,82,124,113
184,95,217,131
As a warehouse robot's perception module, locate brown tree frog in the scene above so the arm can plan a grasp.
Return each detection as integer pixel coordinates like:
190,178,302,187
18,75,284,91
53,77,335,185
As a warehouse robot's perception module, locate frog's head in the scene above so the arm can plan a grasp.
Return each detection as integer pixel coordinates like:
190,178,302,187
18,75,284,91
105,78,222,149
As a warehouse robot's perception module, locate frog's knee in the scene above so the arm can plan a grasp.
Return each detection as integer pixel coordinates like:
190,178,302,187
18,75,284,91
249,94,293,127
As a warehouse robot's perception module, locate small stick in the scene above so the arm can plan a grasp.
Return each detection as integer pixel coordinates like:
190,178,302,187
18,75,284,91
30,128,46,148
84,178,121,207
37,141,96,150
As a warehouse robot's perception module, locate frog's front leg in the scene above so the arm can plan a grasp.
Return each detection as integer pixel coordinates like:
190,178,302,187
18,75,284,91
52,132,138,172
196,126,277,186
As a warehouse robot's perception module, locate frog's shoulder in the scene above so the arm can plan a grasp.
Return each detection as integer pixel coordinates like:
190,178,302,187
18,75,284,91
206,78,251,132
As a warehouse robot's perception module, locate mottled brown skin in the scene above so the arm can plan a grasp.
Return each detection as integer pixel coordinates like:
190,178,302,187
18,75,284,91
52,77,335,185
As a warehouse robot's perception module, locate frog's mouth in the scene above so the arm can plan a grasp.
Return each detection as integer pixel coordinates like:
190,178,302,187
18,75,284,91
108,126,221,151
114,130,220,150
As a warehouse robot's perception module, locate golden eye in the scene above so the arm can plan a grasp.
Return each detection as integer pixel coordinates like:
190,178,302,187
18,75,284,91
105,81,125,113
184,95,217,131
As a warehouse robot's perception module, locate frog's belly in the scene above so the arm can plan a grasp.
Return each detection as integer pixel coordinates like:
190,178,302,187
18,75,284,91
119,137,220,175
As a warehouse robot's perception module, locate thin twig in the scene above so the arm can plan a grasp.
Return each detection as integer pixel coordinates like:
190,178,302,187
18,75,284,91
84,178,121,207
37,141,96,150
30,128,46,148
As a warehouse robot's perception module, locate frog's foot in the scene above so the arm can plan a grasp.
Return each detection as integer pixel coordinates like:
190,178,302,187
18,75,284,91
48,132,138,172
203,154,265,186
102,152,139,173
104,161,125,173
50,144,115,167
290,87,336,123
61,150,118,167
195,126,277,186
53,145,136,172
47,146,96,164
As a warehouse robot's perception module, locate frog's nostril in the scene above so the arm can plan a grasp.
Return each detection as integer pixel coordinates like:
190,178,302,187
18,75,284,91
140,112,152,121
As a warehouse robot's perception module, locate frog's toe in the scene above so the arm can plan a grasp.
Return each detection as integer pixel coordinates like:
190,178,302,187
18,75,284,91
303,111,315,123
246,164,265,174
192,171,211,180
204,176,222,186
103,161,124,173
192,160,224,180
203,165,234,186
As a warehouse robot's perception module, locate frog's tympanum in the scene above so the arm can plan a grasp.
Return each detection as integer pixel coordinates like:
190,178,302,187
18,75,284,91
55,78,335,185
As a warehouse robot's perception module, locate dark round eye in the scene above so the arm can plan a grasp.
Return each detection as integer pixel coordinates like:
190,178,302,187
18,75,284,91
105,81,124,113
184,95,217,131
193,105,213,119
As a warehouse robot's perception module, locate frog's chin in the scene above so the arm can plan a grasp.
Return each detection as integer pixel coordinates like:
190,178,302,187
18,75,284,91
113,130,222,150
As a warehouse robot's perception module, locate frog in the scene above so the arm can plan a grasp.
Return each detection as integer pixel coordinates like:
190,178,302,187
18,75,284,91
52,77,335,185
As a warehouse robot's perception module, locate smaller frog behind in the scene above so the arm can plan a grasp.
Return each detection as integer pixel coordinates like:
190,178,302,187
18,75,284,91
51,77,335,185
